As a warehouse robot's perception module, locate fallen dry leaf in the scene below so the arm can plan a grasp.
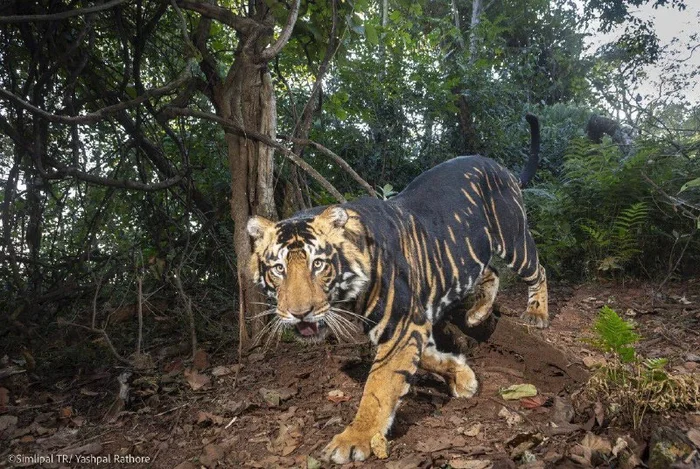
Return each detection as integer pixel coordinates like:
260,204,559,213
582,356,607,369
267,423,301,456
327,389,351,403
581,432,612,455
211,364,241,377
199,443,225,468
58,406,73,419
63,442,102,456
551,396,574,424
0,387,9,409
0,414,18,432
611,437,628,457
416,434,467,452
370,432,389,459
570,432,612,466
520,395,547,409
385,456,425,469
306,456,322,469
498,406,523,427
594,400,605,427
506,432,544,459
499,384,538,400
448,459,493,469
687,428,700,447
193,349,209,371
184,368,211,391
463,422,482,437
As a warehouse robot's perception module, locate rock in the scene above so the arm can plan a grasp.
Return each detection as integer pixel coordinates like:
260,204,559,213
648,426,698,469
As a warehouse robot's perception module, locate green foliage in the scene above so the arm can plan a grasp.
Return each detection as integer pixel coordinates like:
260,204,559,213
580,202,649,272
526,124,700,279
584,308,700,430
590,306,640,362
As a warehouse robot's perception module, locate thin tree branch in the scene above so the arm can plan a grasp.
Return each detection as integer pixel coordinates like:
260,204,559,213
40,156,186,192
280,135,377,198
0,64,194,125
0,0,128,24
256,0,300,63
176,0,263,34
58,319,133,367
161,107,346,202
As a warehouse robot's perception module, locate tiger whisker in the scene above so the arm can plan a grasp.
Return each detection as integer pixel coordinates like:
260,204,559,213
330,306,375,325
328,310,361,331
324,316,353,343
248,309,278,320
252,316,279,346
325,312,359,343
262,319,284,351
249,301,276,306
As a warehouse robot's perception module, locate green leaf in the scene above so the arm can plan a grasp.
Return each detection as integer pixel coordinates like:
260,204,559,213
365,23,379,46
499,384,538,400
680,177,700,192
591,306,640,363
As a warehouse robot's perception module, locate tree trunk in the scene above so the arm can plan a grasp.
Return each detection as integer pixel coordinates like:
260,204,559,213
217,55,277,348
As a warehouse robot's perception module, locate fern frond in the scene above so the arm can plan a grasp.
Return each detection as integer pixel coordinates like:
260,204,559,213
591,306,640,362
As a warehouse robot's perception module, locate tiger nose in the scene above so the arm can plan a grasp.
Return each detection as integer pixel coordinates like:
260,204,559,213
288,307,313,319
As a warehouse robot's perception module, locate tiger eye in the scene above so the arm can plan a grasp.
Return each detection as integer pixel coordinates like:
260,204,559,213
313,259,325,270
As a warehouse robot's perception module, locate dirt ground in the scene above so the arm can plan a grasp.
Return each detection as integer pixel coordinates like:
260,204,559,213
1,280,699,468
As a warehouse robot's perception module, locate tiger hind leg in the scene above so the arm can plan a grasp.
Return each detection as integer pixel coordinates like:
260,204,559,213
521,263,549,328
421,336,478,398
465,266,499,327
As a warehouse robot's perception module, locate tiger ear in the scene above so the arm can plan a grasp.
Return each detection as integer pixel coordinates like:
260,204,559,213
247,216,275,240
319,206,349,228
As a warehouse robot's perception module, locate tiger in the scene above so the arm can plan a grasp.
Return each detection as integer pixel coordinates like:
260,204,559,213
246,114,548,463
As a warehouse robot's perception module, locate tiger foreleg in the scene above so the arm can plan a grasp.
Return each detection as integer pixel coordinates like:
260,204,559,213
321,323,429,464
465,266,499,327
521,264,549,328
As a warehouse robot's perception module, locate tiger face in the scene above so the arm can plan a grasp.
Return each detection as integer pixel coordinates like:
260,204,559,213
246,206,370,341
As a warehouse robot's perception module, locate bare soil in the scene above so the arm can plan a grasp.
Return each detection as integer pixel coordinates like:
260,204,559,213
1,280,699,469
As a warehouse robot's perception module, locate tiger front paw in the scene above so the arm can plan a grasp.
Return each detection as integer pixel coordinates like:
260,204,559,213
321,426,373,464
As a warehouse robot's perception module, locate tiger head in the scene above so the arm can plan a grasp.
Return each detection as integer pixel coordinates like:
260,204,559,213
246,206,370,342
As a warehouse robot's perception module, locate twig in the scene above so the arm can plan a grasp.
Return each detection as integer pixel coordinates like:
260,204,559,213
0,64,194,125
155,403,188,417
280,136,377,198
256,0,300,62
58,319,132,366
161,107,346,202
136,275,143,355
0,0,128,23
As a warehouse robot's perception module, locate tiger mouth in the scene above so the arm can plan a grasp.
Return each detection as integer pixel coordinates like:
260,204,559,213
294,320,327,341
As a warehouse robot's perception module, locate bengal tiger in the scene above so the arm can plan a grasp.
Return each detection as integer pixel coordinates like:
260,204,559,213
246,114,548,463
